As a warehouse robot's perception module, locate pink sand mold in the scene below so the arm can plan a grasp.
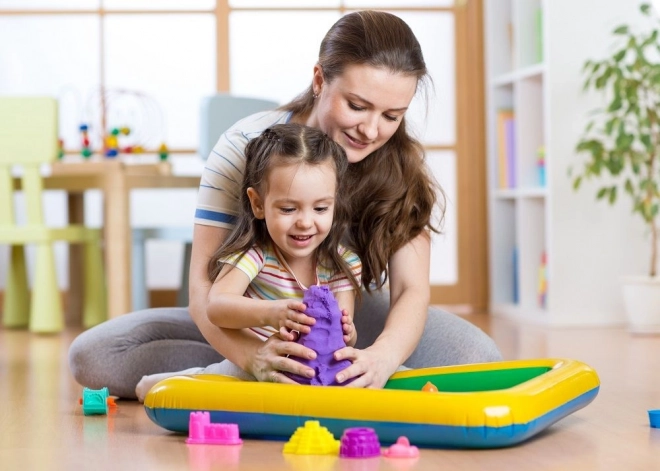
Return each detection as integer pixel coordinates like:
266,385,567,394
382,436,419,458
186,411,243,445
339,427,381,458
285,285,352,386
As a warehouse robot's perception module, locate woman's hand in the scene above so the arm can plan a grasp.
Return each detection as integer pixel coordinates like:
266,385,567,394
250,334,318,383
340,309,357,347
332,344,399,389
272,300,315,341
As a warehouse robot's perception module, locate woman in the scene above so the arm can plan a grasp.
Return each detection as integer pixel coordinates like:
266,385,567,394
69,10,501,399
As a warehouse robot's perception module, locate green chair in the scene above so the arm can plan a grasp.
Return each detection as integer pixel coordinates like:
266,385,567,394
0,97,106,333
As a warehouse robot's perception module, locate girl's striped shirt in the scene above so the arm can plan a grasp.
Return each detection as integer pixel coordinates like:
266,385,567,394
219,243,361,339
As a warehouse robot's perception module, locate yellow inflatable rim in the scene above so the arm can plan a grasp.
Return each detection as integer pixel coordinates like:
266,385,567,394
144,358,600,448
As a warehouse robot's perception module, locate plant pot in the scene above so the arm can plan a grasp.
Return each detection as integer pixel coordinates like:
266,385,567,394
621,276,660,334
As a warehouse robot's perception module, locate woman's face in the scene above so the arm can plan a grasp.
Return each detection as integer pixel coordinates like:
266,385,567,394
307,63,418,164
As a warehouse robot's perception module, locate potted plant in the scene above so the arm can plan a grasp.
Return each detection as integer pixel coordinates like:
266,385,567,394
573,2,660,333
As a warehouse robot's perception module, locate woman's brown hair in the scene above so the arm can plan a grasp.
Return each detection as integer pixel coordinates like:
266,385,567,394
283,10,444,290
206,123,361,297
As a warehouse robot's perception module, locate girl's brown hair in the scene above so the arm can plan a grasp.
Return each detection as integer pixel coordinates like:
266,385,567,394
207,123,361,297
283,10,444,290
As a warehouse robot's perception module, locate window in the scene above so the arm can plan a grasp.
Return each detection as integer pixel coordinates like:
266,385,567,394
1,1,463,289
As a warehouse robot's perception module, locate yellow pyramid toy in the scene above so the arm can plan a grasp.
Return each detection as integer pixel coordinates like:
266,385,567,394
283,421,340,455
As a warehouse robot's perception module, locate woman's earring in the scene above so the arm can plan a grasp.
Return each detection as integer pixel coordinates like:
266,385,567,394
313,92,319,99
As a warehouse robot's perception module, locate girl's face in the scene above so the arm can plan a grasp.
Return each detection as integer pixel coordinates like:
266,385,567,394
307,63,418,164
247,160,337,267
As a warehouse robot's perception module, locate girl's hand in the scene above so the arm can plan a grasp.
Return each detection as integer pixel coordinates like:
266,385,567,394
340,309,357,347
332,345,399,389
270,300,315,341
251,334,317,383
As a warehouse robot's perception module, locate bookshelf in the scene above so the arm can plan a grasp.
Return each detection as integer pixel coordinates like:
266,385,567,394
484,0,651,327
485,0,548,322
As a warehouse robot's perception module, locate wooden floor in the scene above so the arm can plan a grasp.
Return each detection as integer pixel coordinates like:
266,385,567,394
2,314,660,470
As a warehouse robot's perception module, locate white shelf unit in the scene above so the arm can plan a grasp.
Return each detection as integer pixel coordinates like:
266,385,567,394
485,0,548,323
484,0,650,327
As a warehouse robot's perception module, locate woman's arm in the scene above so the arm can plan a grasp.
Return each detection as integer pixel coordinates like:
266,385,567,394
188,224,317,381
333,232,431,387
188,224,256,358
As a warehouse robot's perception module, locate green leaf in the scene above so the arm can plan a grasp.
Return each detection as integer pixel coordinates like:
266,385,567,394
594,158,604,176
597,187,608,200
624,134,635,149
595,67,615,89
626,82,639,104
614,25,629,35
614,49,627,62
586,120,595,133
641,3,651,15
625,179,634,194
609,185,618,204
615,122,627,150
608,97,623,112
605,117,619,136
573,176,582,191
643,29,659,47
576,139,604,154
641,134,653,151
643,200,654,221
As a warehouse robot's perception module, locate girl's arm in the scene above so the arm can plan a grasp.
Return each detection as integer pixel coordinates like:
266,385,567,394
187,224,317,381
207,263,314,335
333,232,431,387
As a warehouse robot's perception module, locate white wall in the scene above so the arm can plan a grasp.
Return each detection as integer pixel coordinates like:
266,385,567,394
547,0,652,324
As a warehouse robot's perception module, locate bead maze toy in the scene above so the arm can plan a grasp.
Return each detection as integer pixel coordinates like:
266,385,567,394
79,387,117,416
71,87,167,158
158,142,169,161
79,124,92,158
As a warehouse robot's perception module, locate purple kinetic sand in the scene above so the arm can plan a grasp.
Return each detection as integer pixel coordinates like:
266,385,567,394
285,285,352,386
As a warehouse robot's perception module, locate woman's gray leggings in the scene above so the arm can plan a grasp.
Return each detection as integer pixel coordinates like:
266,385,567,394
68,290,502,398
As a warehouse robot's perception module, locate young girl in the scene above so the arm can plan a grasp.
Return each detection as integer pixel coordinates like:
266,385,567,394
135,123,362,400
